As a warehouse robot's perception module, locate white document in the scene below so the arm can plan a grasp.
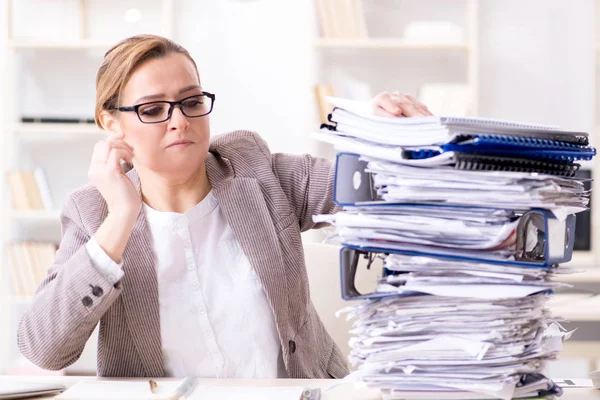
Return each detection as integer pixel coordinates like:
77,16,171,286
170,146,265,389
56,381,306,400
189,385,305,400
378,283,549,299
325,97,560,132
0,379,66,399
56,380,182,400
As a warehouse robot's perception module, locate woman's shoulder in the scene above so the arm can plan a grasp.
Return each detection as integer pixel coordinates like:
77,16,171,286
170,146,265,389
209,130,272,161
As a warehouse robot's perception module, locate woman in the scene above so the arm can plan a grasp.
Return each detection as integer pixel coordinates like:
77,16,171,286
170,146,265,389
17,34,431,378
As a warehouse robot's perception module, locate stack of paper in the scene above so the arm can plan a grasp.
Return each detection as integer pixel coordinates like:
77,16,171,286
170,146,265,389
314,98,596,400
314,97,595,176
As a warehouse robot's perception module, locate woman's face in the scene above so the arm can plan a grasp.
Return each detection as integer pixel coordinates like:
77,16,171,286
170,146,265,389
110,52,211,178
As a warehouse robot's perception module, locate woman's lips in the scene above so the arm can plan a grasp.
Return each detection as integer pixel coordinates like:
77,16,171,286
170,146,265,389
167,140,193,148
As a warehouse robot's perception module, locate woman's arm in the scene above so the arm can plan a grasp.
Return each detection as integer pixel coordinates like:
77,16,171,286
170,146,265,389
271,152,337,232
16,194,133,370
271,92,431,231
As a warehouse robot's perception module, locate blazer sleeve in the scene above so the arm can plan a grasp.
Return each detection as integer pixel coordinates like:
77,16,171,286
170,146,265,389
270,150,339,232
17,194,123,371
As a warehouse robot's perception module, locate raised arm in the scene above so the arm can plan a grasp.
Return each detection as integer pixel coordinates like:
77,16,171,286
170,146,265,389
18,135,138,371
17,194,125,370
271,152,338,232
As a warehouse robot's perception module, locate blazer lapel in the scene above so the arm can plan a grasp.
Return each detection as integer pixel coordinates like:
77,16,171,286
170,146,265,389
205,154,291,340
120,169,164,377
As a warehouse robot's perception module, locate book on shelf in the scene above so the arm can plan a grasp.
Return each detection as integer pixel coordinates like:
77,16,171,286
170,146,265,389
315,0,368,39
21,117,96,124
7,168,55,211
314,84,335,124
7,242,57,298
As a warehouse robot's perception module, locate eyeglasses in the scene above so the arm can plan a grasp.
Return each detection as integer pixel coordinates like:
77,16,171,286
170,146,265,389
113,92,215,124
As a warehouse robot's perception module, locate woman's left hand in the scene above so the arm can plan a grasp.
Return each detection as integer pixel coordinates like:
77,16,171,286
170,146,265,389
371,91,432,117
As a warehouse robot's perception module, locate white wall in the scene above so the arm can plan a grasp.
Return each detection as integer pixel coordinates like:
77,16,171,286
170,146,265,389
478,0,596,135
174,0,320,155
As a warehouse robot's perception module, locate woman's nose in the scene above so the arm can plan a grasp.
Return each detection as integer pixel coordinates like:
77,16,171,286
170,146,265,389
168,106,190,130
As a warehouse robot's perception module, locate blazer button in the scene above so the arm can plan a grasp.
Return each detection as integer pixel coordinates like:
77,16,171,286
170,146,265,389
90,285,104,297
82,296,93,307
289,340,296,354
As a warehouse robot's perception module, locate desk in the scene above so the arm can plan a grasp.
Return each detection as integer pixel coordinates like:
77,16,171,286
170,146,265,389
5,376,600,400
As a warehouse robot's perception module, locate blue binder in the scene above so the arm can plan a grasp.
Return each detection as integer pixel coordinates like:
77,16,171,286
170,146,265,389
333,153,379,207
333,152,585,206
333,152,576,266
406,134,597,162
339,246,559,301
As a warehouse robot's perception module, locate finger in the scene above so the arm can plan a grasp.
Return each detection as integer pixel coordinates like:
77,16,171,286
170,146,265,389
406,94,433,116
107,148,134,170
372,92,403,117
387,93,424,117
92,140,112,164
397,101,426,117
107,136,134,150
107,139,134,153
389,93,428,117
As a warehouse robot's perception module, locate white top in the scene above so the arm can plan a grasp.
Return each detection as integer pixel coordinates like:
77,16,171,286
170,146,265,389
86,191,286,378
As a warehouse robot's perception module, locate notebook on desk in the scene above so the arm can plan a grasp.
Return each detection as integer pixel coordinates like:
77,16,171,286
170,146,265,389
0,380,66,399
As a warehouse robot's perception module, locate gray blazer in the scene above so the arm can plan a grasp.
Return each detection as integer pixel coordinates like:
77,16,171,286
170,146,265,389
17,131,349,379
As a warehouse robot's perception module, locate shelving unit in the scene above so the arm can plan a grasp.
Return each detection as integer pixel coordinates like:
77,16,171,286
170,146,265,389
8,210,61,223
0,0,175,375
311,1,479,165
312,0,479,117
12,123,104,142
7,39,116,50
313,38,470,51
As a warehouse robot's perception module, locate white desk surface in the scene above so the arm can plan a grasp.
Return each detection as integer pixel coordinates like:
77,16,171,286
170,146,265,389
4,376,600,400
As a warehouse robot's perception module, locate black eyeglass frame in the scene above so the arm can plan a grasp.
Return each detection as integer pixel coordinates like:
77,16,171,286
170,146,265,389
112,92,216,124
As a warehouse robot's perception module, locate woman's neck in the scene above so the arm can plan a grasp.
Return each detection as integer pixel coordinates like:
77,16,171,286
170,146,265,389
138,163,212,214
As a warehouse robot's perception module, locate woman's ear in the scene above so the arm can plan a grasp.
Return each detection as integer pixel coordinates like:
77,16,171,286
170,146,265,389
99,110,122,136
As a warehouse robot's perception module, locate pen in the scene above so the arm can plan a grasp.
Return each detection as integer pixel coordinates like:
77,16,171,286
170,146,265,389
149,379,158,394
148,377,198,399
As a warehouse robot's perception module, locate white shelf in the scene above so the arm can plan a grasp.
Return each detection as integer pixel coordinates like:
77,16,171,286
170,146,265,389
314,38,471,50
8,210,61,223
10,123,104,141
7,39,114,50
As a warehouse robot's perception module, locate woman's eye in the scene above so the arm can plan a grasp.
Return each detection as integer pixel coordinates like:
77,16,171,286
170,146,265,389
183,98,203,108
140,106,163,116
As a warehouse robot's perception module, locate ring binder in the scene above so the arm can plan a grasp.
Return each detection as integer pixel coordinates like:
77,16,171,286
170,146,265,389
339,236,568,301
333,153,587,206
337,205,574,263
453,153,581,176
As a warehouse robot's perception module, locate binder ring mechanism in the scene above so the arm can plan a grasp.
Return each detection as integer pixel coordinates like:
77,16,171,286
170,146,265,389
339,210,576,301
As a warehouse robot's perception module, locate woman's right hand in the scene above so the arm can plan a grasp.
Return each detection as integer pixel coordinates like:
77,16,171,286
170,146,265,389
88,133,141,219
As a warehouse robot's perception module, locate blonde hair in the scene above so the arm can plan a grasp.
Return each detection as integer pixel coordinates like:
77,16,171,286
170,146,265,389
95,34,199,129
